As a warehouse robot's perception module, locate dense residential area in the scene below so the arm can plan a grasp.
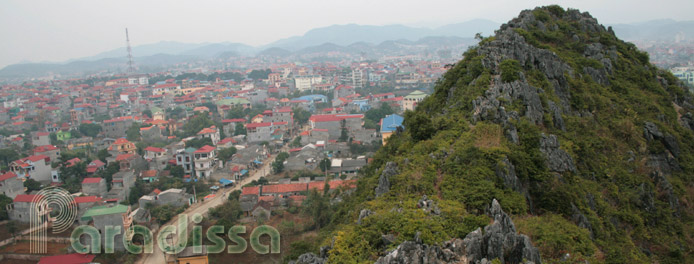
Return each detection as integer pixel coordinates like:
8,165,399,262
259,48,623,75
0,60,420,263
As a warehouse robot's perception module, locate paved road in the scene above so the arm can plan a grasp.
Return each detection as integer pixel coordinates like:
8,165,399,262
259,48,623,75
136,151,279,264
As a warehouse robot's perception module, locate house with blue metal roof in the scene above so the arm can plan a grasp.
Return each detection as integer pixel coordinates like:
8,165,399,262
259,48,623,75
380,114,404,145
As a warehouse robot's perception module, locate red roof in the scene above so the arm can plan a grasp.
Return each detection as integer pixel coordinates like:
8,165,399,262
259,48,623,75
141,170,158,178
194,145,215,153
0,171,17,182
259,196,275,202
153,188,162,195
73,196,101,204
197,126,217,135
113,138,131,144
262,183,306,194
88,159,105,167
34,145,58,153
218,138,236,145
38,253,96,264
14,194,43,203
82,177,103,184
309,114,364,123
289,148,302,152
222,118,246,123
245,122,272,129
241,186,259,196
115,153,135,161
20,155,49,163
144,146,166,153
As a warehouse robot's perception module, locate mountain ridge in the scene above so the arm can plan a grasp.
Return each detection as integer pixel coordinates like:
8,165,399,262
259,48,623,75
298,5,694,264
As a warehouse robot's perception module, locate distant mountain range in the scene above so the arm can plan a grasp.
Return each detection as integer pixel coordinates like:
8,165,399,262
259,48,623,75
1,18,693,79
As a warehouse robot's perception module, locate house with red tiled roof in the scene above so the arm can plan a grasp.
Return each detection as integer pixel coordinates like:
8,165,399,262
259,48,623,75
261,183,307,197
7,194,47,223
0,172,25,199
31,131,51,146
193,145,217,178
33,144,60,161
143,146,167,160
115,153,144,171
86,159,106,174
108,138,136,154
197,125,220,145
81,177,107,196
10,155,51,182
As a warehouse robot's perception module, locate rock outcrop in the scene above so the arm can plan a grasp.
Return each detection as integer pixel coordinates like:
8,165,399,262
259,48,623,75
375,162,398,197
357,209,374,225
375,199,542,264
289,253,325,264
417,195,441,216
539,133,577,173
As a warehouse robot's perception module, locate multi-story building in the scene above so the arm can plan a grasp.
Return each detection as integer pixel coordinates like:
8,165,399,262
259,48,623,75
193,145,217,178
403,90,428,111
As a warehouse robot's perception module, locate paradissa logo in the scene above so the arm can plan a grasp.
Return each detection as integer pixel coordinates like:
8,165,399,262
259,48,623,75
70,213,280,255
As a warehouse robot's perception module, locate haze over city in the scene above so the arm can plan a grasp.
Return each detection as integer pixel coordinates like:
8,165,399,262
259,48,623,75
0,1,693,263
1,0,693,68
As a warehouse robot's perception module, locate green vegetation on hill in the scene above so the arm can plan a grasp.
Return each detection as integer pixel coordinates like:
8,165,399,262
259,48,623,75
302,6,694,264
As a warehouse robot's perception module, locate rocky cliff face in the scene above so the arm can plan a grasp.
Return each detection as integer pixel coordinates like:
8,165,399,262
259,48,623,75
374,200,541,264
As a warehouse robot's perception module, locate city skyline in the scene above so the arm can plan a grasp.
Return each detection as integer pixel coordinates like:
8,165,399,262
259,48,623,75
1,0,693,69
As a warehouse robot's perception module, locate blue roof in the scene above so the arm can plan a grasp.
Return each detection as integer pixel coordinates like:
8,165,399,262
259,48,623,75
380,114,404,133
253,160,263,164
219,178,234,185
240,169,249,175
294,94,328,103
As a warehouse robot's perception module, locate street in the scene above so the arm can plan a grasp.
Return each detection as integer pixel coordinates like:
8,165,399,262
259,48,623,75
136,150,279,264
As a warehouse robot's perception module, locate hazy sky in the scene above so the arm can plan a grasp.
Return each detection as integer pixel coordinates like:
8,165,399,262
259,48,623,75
1,0,692,68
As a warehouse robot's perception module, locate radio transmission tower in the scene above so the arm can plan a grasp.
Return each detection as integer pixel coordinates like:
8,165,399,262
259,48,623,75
125,28,135,74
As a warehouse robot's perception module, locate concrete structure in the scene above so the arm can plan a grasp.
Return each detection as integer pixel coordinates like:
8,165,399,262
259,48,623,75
403,90,428,111
33,145,60,162
175,147,196,174
193,145,216,178
0,172,25,199
197,126,220,145
10,155,51,182
81,177,107,196
102,116,136,138
80,204,132,252
294,75,322,91
31,132,50,146
7,194,48,224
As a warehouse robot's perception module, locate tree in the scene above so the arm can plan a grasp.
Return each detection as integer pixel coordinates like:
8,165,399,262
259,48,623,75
234,122,246,136
179,114,214,138
126,123,142,141
248,69,272,80
185,137,213,149
142,109,153,118
319,158,331,172
218,147,237,161
404,110,434,141
226,105,246,119
78,123,102,138
24,178,42,192
302,189,331,230
290,136,302,147
0,194,13,220
97,148,111,162
338,127,349,142
168,165,185,178
292,107,311,126
0,148,19,167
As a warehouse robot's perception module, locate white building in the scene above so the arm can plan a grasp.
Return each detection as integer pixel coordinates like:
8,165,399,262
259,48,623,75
294,75,323,91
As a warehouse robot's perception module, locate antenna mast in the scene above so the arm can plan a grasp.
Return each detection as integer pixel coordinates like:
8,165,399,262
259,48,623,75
125,28,135,74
